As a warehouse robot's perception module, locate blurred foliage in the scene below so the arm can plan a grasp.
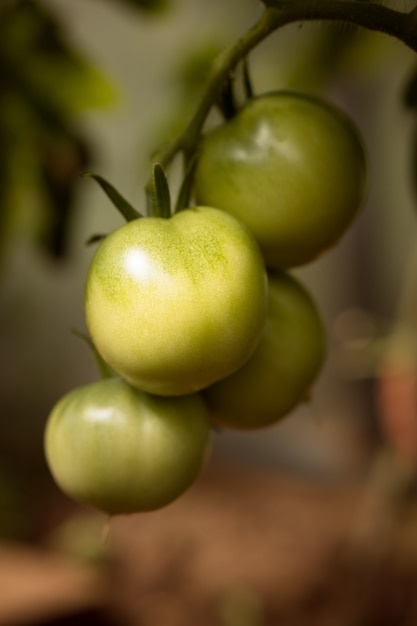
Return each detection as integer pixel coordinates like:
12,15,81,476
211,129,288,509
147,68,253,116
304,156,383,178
178,41,224,94
0,0,115,262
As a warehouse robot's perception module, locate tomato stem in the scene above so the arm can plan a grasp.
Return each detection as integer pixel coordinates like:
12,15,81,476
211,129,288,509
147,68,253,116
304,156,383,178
263,0,417,51
144,8,280,214
145,0,417,214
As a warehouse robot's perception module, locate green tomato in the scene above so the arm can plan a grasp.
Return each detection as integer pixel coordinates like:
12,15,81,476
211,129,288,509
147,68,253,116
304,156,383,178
194,91,367,269
44,378,212,515
85,207,267,396
203,271,325,429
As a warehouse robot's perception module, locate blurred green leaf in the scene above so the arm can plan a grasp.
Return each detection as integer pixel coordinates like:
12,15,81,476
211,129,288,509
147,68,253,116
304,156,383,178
0,0,116,261
40,132,90,257
0,0,114,116
177,41,223,93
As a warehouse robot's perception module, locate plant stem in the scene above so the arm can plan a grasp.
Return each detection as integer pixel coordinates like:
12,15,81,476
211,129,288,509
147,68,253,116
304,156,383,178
263,0,417,51
146,0,417,212
145,8,280,213
158,8,280,166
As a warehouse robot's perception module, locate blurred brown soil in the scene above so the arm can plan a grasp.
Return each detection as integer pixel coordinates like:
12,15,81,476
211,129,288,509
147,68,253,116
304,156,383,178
2,460,417,626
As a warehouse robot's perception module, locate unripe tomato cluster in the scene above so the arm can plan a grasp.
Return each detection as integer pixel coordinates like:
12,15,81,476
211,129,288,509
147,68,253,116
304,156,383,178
45,91,366,515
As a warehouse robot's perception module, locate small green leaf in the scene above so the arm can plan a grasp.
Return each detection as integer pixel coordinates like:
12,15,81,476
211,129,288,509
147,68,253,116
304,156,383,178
86,233,106,245
152,163,171,218
83,173,142,222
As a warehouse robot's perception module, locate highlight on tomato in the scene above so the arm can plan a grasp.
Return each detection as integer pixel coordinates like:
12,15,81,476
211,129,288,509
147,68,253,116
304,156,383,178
84,206,268,397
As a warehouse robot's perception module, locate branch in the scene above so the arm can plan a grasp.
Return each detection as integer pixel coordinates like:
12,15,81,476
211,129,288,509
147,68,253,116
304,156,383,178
145,0,417,213
145,8,280,214
262,0,417,52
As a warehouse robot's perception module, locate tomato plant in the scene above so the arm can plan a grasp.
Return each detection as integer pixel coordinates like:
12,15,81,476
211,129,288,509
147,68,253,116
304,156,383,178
44,377,212,515
193,91,367,269
40,0,417,518
84,206,267,397
203,271,325,429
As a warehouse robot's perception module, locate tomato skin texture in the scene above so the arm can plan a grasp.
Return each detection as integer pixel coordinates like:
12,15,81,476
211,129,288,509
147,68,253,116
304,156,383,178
85,207,267,396
203,271,325,429
194,91,367,269
44,378,212,515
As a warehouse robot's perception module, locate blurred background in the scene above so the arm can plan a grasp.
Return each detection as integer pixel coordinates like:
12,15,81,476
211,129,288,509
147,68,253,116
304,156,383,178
2,0,417,624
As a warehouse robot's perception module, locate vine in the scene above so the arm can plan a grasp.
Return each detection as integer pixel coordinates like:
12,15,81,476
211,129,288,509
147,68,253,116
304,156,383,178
43,0,417,532
146,0,417,214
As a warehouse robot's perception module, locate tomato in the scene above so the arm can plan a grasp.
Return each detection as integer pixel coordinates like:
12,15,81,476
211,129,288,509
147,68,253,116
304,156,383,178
203,271,325,429
44,377,212,515
85,206,267,396
194,91,367,269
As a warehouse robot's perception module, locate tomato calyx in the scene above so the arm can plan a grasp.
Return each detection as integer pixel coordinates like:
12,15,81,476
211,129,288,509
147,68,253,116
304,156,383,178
83,172,143,222
85,163,176,221
150,162,172,218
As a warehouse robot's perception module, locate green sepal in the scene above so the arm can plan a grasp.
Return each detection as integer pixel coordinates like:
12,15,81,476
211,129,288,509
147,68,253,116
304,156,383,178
71,328,115,380
83,173,142,222
174,155,197,213
86,234,107,245
152,163,171,218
